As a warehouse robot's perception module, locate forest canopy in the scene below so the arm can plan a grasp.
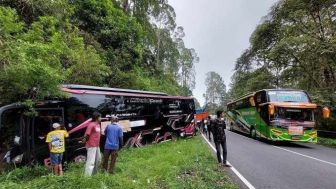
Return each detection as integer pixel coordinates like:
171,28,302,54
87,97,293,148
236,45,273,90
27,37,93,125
0,0,198,104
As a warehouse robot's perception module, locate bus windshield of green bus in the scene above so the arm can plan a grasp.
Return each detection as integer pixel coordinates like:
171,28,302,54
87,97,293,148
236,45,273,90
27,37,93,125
275,108,313,121
268,91,309,102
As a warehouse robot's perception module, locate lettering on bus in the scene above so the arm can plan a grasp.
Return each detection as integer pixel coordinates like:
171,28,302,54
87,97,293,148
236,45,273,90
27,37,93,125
169,102,181,109
169,110,182,114
127,98,163,104
241,111,256,116
268,91,309,102
115,113,137,117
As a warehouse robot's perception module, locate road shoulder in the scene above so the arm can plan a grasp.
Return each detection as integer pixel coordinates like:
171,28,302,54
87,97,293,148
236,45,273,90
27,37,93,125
200,133,250,189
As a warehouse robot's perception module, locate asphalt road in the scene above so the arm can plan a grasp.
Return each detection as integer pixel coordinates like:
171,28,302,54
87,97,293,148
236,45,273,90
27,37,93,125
205,130,336,189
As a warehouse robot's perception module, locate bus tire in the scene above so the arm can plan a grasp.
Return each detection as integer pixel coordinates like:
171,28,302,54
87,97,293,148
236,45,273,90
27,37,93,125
71,151,87,163
124,137,134,148
171,133,178,141
229,122,234,131
250,127,257,139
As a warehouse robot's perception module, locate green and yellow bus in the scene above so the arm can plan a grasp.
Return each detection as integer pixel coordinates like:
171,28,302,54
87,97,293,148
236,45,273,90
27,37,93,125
226,89,330,143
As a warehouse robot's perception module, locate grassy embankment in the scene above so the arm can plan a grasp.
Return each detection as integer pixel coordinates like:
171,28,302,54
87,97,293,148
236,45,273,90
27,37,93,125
0,136,237,189
318,137,336,148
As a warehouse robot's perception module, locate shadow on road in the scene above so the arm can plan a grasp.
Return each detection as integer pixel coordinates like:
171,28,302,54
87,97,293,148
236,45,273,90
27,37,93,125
263,139,313,149
228,129,313,149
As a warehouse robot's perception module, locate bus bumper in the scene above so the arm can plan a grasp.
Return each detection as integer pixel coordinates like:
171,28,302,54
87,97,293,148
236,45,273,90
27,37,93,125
270,129,317,143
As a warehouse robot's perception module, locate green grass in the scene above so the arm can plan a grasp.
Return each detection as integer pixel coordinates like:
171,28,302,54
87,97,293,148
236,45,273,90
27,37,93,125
318,137,336,148
0,136,237,189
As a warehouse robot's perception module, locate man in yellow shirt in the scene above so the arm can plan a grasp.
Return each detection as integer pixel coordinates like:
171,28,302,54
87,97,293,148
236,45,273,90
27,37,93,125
46,123,69,176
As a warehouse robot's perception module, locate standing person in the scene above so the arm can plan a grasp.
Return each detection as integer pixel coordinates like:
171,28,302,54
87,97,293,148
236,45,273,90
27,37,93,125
207,116,212,141
102,115,123,174
46,123,69,176
212,111,231,167
201,119,205,133
203,119,208,135
80,112,102,176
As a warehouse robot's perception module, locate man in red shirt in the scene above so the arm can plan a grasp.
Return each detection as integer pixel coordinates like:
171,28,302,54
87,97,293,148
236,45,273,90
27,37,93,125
81,112,102,176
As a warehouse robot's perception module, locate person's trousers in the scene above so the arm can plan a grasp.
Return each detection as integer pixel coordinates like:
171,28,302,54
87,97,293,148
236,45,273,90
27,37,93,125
85,147,101,176
214,139,227,164
102,149,118,173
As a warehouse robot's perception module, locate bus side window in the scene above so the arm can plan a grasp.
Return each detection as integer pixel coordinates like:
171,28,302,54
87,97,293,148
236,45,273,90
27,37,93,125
66,106,90,129
259,105,269,122
34,109,64,144
255,91,267,106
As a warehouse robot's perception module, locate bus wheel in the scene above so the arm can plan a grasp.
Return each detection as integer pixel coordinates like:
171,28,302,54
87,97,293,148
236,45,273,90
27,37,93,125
250,128,257,139
229,123,233,131
73,154,86,163
124,137,134,148
171,133,178,141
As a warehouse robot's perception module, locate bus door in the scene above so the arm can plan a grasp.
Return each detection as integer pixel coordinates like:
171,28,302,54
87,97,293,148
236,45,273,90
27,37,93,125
30,108,65,163
0,104,27,171
255,91,269,138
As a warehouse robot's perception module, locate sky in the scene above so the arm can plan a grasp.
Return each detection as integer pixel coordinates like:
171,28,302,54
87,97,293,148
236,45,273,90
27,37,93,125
169,0,278,106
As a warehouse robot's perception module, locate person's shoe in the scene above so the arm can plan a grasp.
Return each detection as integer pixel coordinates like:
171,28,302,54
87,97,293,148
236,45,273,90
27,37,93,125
223,163,231,167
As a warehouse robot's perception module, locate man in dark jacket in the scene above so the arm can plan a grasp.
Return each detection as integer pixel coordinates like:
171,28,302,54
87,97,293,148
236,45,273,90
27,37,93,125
212,110,231,167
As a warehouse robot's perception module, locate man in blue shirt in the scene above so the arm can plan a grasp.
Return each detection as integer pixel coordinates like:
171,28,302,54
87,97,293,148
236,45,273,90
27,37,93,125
102,115,123,173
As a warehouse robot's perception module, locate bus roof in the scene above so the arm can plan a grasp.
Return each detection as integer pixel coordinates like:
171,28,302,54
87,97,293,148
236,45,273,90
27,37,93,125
62,85,194,100
227,93,254,106
227,88,307,105
62,84,168,96
255,88,306,93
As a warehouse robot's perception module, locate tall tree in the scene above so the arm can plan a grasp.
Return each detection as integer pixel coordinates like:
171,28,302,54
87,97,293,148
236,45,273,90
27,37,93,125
204,72,228,113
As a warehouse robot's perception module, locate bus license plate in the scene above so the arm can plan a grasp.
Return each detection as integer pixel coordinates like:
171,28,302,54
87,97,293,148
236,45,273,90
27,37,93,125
288,126,303,136
291,136,301,140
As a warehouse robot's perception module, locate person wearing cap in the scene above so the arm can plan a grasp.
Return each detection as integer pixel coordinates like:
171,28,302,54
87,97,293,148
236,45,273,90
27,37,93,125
102,115,123,173
46,123,69,176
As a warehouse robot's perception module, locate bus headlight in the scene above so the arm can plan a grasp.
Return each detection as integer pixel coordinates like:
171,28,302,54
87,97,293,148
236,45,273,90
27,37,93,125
309,131,317,137
271,129,283,135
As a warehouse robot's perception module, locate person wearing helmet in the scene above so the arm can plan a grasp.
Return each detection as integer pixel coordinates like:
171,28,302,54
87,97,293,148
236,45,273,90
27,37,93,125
46,123,69,176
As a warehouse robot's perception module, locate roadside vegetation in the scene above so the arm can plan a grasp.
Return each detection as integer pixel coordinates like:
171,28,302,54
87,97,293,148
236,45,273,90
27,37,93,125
318,137,336,148
0,136,237,189
0,0,198,106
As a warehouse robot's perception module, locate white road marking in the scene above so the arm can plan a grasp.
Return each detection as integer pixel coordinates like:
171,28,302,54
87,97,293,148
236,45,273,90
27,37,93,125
272,145,336,167
201,134,256,189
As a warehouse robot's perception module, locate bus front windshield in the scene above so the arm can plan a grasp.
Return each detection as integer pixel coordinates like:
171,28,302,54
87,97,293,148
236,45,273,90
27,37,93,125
268,91,310,103
275,108,313,121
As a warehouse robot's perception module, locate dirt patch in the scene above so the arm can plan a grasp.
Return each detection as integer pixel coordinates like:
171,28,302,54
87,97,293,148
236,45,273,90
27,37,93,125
177,169,197,180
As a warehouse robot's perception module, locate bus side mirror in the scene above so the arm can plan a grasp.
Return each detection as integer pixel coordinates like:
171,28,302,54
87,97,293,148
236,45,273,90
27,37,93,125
268,104,275,115
249,97,256,107
323,107,330,119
